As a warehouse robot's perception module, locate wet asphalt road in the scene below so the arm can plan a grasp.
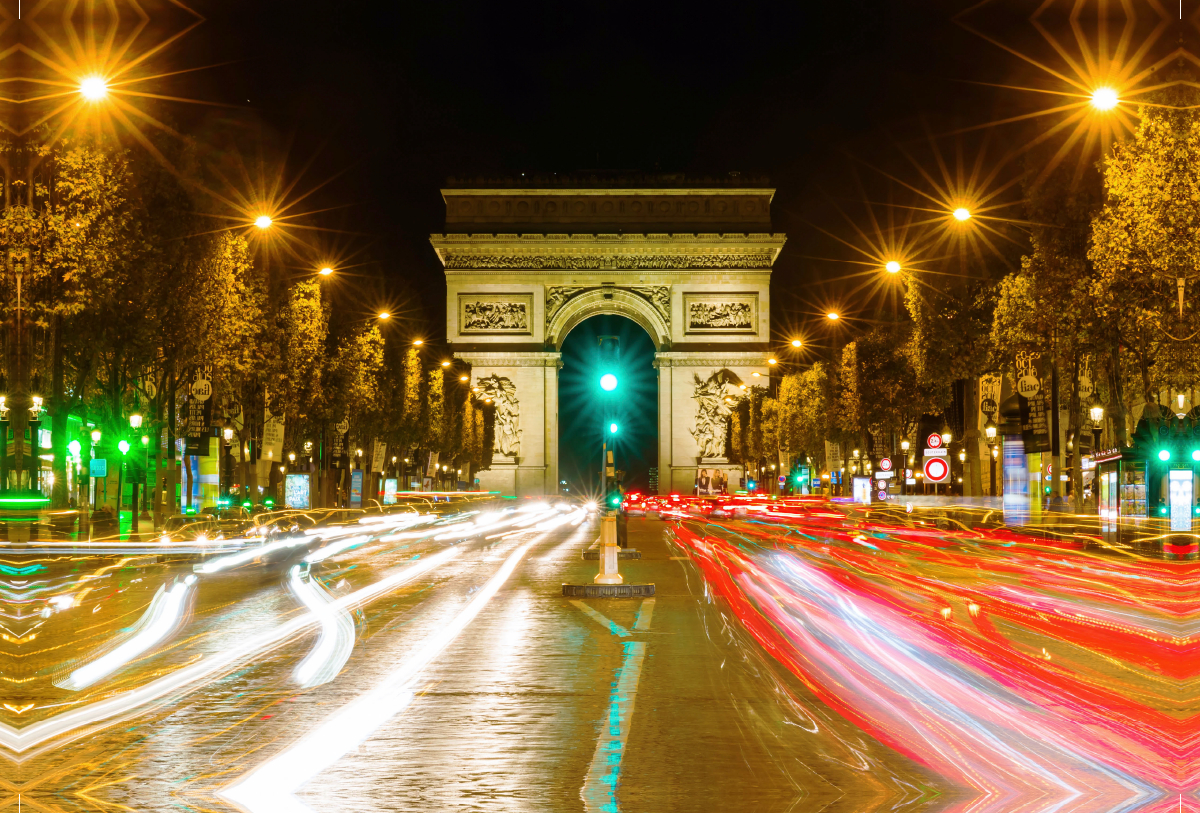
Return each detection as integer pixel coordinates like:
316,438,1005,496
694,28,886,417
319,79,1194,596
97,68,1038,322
2,513,952,813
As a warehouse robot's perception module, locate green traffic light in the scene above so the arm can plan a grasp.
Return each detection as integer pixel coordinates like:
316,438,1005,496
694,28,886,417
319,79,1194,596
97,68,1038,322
1159,449,1171,461
609,422,619,434
118,440,130,455
600,373,618,391
1192,449,1200,462
68,440,81,457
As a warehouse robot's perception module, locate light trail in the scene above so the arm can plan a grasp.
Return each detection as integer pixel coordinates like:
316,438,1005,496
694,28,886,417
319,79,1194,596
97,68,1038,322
59,577,195,691
0,546,462,758
289,567,355,689
220,538,535,813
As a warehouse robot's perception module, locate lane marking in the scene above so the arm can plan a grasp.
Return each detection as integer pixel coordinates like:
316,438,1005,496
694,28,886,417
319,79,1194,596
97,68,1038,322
633,598,655,631
582,641,648,813
570,601,631,637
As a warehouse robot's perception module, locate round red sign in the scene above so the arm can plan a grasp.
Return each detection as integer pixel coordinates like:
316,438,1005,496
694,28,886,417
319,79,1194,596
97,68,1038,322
879,458,893,471
924,457,949,483
927,433,943,449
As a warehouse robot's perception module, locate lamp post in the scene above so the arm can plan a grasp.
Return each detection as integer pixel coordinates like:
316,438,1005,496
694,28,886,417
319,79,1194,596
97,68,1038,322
984,419,998,496
222,426,234,500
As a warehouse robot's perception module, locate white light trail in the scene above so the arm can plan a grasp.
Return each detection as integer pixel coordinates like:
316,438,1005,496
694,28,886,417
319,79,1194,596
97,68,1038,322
289,567,355,689
0,547,461,757
220,540,534,813
60,577,195,691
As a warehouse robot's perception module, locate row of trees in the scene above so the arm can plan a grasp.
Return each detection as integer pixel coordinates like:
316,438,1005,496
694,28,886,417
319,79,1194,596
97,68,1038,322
0,136,493,508
727,82,1200,497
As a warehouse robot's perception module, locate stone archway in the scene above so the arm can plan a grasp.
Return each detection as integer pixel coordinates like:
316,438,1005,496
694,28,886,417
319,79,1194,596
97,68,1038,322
547,287,669,351
432,182,786,497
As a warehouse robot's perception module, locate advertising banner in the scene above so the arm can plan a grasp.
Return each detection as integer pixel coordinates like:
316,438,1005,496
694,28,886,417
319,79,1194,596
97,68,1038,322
694,468,730,495
1014,350,1052,453
285,473,311,509
350,469,364,508
371,438,387,472
331,418,349,468
979,374,1001,428
262,409,285,463
383,478,398,504
184,365,213,457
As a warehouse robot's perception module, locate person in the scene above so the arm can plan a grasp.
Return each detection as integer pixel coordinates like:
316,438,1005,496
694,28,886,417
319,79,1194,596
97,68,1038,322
697,468,711,495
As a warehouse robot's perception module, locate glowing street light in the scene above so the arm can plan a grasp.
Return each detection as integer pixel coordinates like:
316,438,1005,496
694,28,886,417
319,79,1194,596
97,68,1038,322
885,261,901,274
599,373,618,392
1091,87,1119,111
377,312,390,320
118,440,130,455
129,412,143,429
319,267,333,276
791,339,802,348
413,339,423,346
441,361,451,367
79,76,108,101
459,375,468,382
826,312,840,321
90,429,102,443
953,208,971,221
254,215,273,229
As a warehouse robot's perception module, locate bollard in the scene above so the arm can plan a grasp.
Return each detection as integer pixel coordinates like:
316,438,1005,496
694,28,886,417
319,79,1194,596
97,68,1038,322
594,515,622,584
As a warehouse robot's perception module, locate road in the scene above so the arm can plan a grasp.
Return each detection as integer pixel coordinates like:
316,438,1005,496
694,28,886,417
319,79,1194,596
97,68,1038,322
2,502,1181,812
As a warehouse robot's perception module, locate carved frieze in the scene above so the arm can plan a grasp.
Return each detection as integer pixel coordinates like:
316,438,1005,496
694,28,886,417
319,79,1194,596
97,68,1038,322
683,293,758,334
544,285,670,327
443,253,774,270
458,294,533,334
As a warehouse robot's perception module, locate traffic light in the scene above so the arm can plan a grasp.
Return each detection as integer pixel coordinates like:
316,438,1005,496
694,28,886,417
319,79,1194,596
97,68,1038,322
118,440,130,455
1159,449,1172,461
609,422,619,435
598,336,620,392
1191,449,1200,462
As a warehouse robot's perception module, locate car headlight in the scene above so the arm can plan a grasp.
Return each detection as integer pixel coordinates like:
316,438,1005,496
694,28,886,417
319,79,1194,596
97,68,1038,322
196,533,207,542
159,534,170,544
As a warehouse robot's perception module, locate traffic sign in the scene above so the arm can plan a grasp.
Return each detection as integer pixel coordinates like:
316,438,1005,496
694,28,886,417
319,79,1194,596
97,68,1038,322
923,457,949,483
879,458,893,471
877,490,888,500
89,458,107,478
926,433,943,449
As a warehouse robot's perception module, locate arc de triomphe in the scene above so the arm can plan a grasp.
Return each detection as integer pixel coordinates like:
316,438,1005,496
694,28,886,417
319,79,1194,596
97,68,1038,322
432,180,786,497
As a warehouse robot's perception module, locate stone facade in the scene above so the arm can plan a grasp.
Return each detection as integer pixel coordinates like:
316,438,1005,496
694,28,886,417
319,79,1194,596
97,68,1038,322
433,185,785,497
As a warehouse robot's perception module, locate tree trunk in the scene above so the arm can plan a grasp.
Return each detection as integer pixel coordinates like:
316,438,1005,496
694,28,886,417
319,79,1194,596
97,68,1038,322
965,379,982,498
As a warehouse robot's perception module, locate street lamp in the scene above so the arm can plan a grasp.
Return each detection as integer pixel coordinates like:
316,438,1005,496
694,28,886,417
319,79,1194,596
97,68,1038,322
1089,395,1105,451
90,429,101,443
826,312,839,321
791,339,802,348
941,423,953,444
79,76,108,100
254,215,273,229
378,312,390,320
953,208,971,221
460,375,468,382
885,261,901,274
984,419,997,442
129,412,142,430
442,361,451,367
1091,87,1119,110
319,266,333,276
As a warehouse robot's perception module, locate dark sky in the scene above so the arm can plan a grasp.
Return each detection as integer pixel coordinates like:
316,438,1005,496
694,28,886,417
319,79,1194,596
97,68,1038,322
175,0,1037,334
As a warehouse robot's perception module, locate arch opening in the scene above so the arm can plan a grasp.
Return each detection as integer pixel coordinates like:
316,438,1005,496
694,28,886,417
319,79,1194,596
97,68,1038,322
557,314,658,497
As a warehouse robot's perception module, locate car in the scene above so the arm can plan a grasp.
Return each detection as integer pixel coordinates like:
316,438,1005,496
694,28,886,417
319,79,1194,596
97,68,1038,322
621,492,647,517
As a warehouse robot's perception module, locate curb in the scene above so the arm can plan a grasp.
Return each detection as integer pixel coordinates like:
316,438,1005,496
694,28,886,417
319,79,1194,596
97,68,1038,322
581,548,641,560
562,583,655,598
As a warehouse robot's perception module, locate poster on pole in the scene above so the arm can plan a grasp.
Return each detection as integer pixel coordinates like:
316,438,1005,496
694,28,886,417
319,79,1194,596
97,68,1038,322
825,441,843,472
371,438,387,472
979,374,1001,428
184,365,213,457
284,473,311,509
262,409,285,463
1014,351,1052,453
426,451,440,477
330,418,349,468
350,470,364,508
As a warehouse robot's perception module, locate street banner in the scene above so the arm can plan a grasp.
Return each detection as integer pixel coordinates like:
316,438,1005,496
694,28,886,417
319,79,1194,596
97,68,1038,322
694,468,729,495
262,409,285,463
426,451,440,477
285,473,311,509
979,374,1001,428
1014,351,1052,453
350,469,364,508
330,418,349,468
825,441,843,472
1079,356,1094,401
184,365,213,457
371,438,387,471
